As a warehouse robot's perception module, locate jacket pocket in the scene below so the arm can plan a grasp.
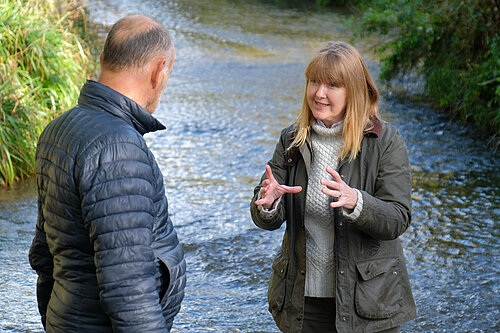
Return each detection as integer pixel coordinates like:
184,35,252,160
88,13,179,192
268,250,289,313
158,256,171,303
354,257,402,319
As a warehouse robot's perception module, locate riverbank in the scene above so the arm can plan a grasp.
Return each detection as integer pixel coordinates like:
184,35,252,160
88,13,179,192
0,0,97,187
344,0,499,143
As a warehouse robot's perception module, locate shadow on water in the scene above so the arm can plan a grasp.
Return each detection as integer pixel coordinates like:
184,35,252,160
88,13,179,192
0,0,498,332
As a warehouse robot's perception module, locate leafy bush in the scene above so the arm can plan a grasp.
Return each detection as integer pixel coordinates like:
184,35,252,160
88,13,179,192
0,0,92,186
354,0,500,139
313,0,363,5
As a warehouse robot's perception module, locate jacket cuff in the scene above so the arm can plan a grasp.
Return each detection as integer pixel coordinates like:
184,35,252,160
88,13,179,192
256,193,282,218
343,189,363,221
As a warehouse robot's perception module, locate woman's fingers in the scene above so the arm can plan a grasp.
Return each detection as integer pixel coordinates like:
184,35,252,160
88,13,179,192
265,165,277,184
322,167,357,210
255,197,269,206
325,186,357,210
255,188,273,206
320,179,339,190
322,167,343,191
255,166,277,207
325,167,343,183
281,185,302,194
321,187,341,199
255,165,301,207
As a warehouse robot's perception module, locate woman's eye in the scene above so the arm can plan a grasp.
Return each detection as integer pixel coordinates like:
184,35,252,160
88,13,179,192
329,83,336,88
310,79,318,84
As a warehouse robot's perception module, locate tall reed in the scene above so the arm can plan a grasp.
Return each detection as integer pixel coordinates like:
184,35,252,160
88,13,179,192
0,0,92,187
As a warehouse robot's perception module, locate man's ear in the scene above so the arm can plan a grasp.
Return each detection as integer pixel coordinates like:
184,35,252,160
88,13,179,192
151,58,167,89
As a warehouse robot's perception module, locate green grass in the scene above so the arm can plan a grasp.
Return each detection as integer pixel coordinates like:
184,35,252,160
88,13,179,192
0,0,93,187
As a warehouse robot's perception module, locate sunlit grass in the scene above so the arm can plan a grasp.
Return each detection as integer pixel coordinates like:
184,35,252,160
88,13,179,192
0,0,94,186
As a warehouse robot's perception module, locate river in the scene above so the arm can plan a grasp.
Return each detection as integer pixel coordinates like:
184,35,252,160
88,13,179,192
0,0,498,331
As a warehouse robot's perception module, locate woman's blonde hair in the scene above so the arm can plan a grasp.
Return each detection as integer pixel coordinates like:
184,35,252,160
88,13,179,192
290,41,379,161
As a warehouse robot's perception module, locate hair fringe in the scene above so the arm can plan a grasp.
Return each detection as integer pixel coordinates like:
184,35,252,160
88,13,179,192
289,41,379,162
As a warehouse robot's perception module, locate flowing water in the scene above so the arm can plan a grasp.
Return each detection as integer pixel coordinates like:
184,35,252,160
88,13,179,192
0,0,498,331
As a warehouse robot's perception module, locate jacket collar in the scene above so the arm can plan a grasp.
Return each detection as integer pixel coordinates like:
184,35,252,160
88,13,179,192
363,117,382,136
77,80,166,135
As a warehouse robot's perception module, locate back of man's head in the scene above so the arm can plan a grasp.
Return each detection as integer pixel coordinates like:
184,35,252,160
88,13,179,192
101,15,173,72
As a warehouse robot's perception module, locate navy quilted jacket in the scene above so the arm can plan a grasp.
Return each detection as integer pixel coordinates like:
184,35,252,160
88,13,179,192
29,80,186,332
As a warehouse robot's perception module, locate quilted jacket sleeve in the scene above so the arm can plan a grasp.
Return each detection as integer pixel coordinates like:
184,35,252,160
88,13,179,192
79,136,168,332
28,197,54,329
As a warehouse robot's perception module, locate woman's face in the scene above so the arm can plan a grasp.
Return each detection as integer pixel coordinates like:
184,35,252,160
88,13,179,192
307,79,347,127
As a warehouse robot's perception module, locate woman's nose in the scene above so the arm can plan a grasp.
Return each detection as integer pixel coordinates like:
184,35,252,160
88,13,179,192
315,84,327,98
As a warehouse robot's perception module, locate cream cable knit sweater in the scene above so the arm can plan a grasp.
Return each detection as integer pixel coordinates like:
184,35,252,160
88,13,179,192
304,120,344,297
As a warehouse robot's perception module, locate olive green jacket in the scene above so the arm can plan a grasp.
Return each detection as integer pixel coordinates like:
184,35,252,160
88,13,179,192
250,119,417,333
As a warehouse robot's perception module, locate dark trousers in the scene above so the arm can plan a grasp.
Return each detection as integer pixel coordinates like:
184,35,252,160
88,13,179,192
301,297,400,333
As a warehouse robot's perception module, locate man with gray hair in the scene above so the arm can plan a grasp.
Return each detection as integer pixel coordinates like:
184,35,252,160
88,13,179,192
29,15,186,332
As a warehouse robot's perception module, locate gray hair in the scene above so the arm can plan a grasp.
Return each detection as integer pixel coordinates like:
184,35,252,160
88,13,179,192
102,15,173,71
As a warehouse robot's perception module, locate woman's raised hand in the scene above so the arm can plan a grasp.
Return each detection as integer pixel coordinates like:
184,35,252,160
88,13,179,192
255,165,302,209
321,167,358,210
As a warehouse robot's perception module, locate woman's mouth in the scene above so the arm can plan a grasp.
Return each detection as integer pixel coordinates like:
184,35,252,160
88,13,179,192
315,101,330,108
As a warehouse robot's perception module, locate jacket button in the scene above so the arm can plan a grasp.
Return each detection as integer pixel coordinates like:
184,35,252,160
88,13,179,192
339,223,343,227
342,316,347,322
300,269,305,275
339,270,344,275
393,271,398,275
280,269,284,273
287,158,292,163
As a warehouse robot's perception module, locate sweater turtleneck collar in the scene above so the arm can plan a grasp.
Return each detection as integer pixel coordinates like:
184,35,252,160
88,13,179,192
311,119,344,138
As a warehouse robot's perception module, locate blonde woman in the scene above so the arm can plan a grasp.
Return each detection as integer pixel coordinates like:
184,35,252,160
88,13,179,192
250,41,416,333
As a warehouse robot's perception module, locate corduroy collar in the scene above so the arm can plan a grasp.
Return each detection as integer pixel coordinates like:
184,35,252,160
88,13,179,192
363,117,382,136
